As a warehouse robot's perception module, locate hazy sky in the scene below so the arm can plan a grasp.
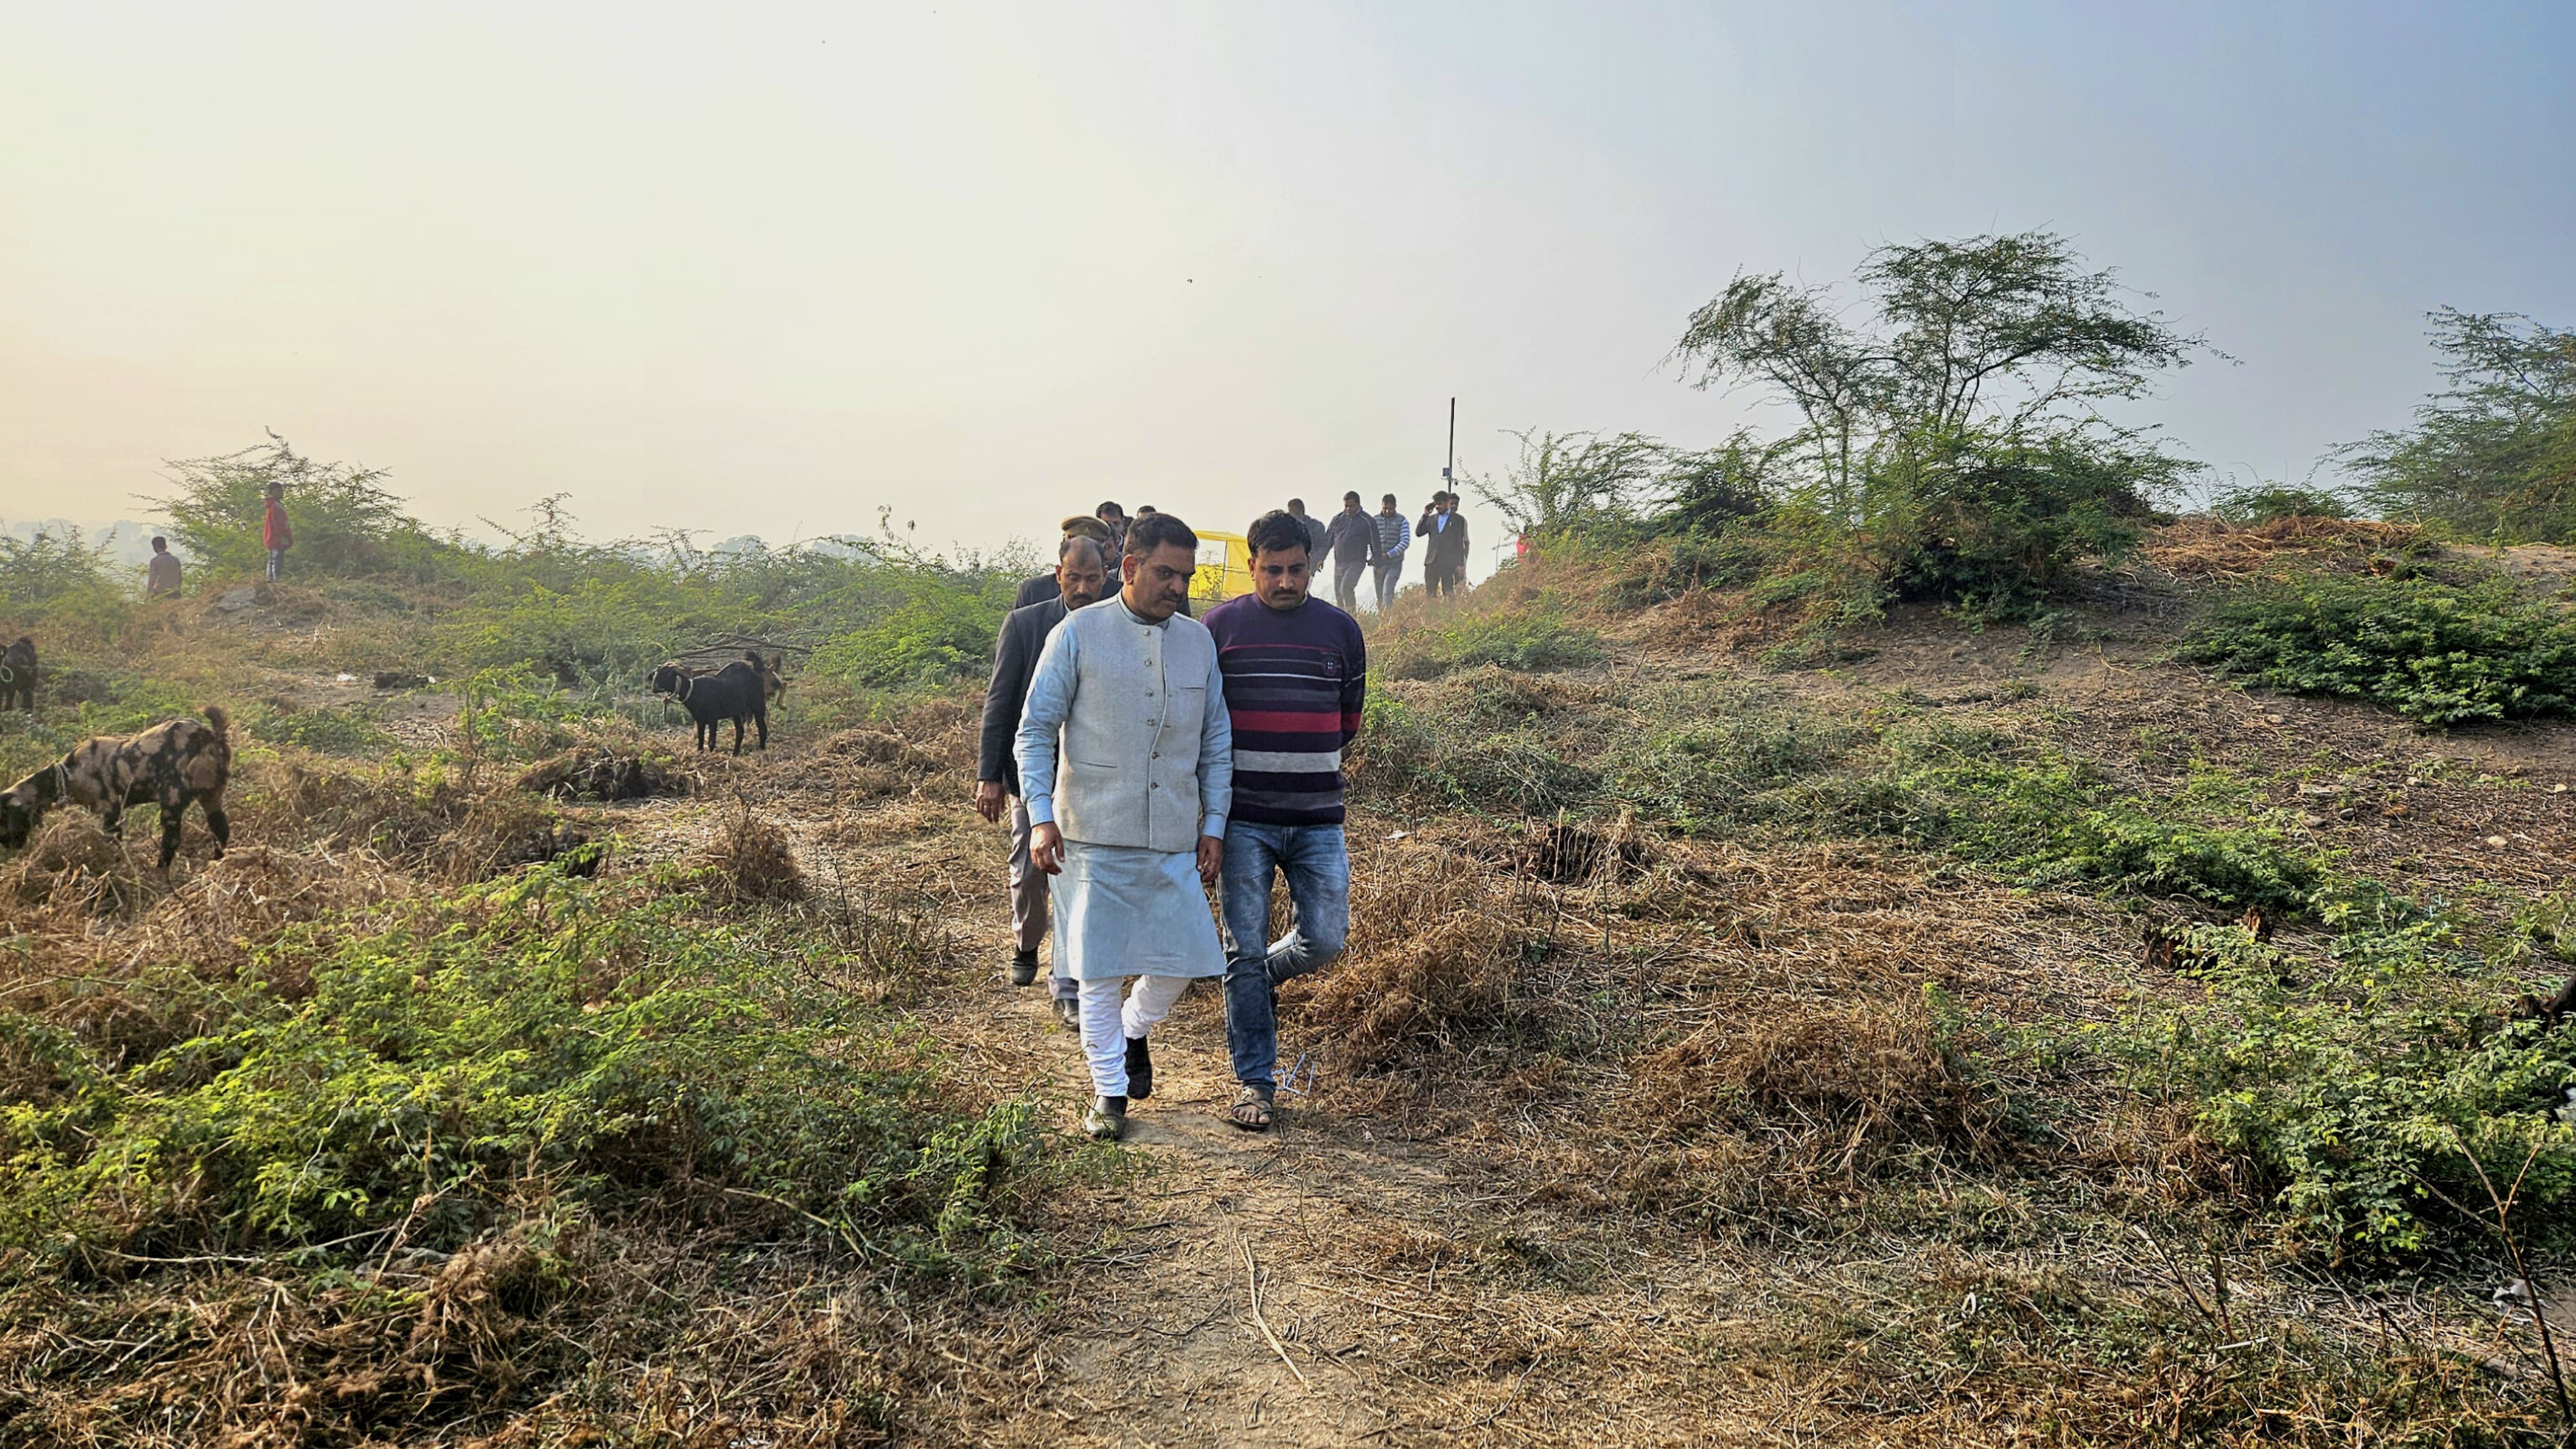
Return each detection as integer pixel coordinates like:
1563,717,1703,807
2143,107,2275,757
5,2,2570,569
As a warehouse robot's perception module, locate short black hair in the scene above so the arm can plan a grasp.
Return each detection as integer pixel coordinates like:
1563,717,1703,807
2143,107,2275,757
1125,512,1197,558
1381,494,1398,506
1286,498,1306,512
1244,510,1311,559
1135,505,1157,516
151,535,168,548
1343,491,1362,504
1095,501,1125,519
1057,534,1105,565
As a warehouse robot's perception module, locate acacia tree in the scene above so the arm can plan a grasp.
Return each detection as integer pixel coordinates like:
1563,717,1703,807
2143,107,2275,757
1670,231,2206,525
157,432,461,580
1666,232,2209,607
2345,308,2576,543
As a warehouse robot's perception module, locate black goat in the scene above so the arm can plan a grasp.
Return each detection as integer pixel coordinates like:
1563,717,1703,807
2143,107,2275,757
0,636,34,713
651,652,769,754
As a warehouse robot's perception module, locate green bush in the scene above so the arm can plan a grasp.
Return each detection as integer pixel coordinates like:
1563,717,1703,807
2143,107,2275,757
246,701,397,756
1378,611,1604,681
812,574,1015,691
0,871,1046,1266
2182,574,2576,724
1876,429,2173,616
2210,483,2355,526
2017,807,2323,912
2091,912,2576,1254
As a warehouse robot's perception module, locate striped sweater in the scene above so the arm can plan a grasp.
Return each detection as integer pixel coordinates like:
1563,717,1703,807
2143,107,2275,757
1201,593,1367,827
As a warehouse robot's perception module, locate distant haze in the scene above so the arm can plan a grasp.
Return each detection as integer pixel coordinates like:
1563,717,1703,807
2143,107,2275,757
4,3,2570,578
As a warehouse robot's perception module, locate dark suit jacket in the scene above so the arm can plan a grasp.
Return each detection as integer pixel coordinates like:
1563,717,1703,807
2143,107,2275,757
979,597,1070,787
1013,573,1061,609
1422,511,1471,573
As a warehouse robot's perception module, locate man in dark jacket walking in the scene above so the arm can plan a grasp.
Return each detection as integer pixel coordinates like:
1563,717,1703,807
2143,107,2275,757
1014,517,1116,608
1319,491,1383,613
1420,491,1471,598
978,534,1111,1025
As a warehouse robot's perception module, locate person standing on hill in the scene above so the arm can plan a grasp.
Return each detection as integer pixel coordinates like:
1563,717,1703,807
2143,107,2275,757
1284,498,1326,557
1370,494,1410,610
1320,491,1382,614
145,537,183,597
979,535,1112,1027
1015,516,1115,609
1420,491,1470,598
261,482,293,582
1017,512,1232,1141
1202,509,1365,1132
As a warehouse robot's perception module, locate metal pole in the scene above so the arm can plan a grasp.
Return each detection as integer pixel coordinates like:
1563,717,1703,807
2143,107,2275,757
1444,397,1456,481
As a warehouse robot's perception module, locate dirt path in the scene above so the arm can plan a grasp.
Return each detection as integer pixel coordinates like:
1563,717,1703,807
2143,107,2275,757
572,730,1786,1446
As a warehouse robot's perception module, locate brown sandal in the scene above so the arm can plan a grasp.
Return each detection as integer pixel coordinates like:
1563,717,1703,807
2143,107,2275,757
1225,1085,1275,1132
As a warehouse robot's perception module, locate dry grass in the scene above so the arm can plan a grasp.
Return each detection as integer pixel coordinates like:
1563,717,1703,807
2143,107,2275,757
699,802,808,902
2135,514,2428,580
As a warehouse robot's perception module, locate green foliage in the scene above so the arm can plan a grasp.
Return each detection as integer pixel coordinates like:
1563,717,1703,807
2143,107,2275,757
2090,911,2576,1254
245,701,397,757
1873,428,2174,614
0,528,124,612
1376,610,1603,682
2210,481,2355,526
456,666,618,761
0,873,1046,1266
2345,308,2576,543
1663,231,2205,614
2017,807,2323,912
2181,574,2576,724
158,434,478,583
810,569,1017,691
1466,428,1669,540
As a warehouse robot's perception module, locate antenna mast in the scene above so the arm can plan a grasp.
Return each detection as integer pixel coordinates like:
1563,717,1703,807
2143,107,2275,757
1443,397,1456,483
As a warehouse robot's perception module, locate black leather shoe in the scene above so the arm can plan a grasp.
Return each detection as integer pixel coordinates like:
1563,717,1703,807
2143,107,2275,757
1084,1095,1128,1140
1052,997,1081,1031
1124,1036,1153,1101
1009,949,1039,987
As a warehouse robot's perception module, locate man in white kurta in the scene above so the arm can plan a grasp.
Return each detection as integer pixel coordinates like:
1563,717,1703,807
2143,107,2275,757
1017,513,1233,1140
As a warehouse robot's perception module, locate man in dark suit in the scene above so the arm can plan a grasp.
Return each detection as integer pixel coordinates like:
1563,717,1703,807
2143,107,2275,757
979,535,1112,1025
1014,516,1117,608
1420,491,1472,597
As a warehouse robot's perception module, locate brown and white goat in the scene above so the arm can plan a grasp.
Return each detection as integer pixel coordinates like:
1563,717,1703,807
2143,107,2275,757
0,706,232,869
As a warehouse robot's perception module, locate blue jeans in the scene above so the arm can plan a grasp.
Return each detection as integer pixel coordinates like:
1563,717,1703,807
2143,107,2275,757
1219,821,1350,1092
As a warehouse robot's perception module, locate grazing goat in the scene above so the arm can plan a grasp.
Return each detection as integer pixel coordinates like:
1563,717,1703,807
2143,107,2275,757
651,652,769,754
0,636,34,713
0,706,232,869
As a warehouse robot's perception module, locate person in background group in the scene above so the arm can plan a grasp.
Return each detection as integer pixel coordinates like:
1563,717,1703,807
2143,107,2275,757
979,535,1114,1028
1016,512,1233,1141
1320,491,1382,613
1420,491,1470,598
1095,501,1129,561
1015,516,1114,608
262,482,292,582
1370,494,1410,610
1283,498,1325,557
1202,509,1365,1132
145,537,182,597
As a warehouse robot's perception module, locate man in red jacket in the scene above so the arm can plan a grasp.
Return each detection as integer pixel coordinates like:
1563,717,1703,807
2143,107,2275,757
262,482,293,581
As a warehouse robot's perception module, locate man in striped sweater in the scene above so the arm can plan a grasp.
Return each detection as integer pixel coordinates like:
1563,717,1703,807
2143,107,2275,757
1200,509,1368,1132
